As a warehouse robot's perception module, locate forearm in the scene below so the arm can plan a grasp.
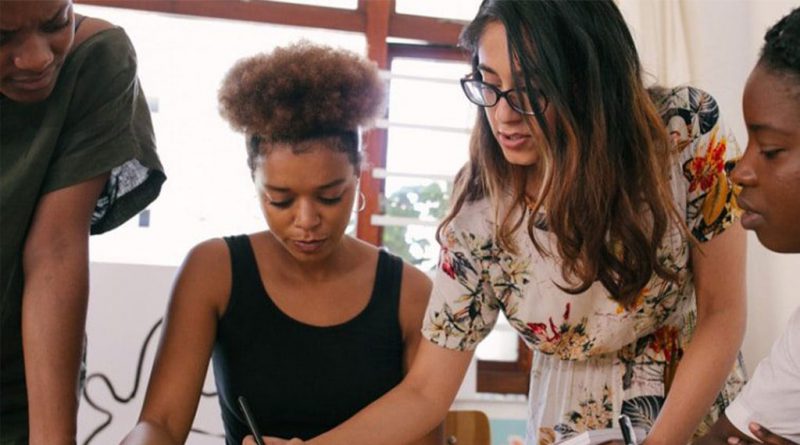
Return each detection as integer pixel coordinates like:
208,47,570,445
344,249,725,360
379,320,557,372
647,310,745,445
694,414,750,445
22,255,89,444
121,421,182,445
309,380,452,445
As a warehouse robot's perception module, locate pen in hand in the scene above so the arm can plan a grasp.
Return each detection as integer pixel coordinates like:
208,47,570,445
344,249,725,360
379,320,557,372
238,396,266,445
618,414,637,445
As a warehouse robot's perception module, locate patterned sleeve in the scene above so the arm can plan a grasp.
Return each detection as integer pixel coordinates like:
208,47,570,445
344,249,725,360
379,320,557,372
421,203,502,351
42,29,165,234
663,86,741,242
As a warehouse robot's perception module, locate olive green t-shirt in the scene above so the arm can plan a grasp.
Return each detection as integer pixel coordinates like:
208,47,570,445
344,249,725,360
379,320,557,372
0,27,165,443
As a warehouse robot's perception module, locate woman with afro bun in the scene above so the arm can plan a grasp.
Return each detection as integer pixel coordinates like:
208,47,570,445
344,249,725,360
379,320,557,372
121,41,441,445
697,7,800,445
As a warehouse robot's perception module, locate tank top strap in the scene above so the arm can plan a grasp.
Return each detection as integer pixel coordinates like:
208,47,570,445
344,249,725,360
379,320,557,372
222,235,265,313
365,249,403,325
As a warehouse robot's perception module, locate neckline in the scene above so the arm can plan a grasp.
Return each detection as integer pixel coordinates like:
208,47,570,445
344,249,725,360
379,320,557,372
245,236,385,330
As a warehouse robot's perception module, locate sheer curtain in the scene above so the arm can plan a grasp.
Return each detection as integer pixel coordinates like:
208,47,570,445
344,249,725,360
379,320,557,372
617,0,691,87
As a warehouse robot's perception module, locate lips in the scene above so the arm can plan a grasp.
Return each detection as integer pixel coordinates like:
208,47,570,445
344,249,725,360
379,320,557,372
736,197,765,230
9,66,56,92
497,131,531,150
292,238,326,254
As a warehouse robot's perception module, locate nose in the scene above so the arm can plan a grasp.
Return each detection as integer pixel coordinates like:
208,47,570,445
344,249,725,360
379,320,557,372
492,94,523,123
14,34,55,72
293,198,321,230
731,144,757,188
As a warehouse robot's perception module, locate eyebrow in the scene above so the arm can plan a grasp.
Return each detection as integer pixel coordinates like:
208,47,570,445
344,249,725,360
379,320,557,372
477,64,497,75
0,4,69,32
748,122,793,136
48,4,70,22
264,178,347,193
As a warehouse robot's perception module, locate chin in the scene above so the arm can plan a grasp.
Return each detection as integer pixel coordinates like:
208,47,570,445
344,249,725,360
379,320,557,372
501,150,538,167
756,231,800,254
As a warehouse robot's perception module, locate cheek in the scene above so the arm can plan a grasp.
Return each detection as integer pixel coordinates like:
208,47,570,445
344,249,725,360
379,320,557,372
51,31,74,61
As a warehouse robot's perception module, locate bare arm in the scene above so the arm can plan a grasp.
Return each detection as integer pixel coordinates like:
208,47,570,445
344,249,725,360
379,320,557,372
398,264,443,445
694,413,751,445
646,224,748,445
121,239,231,445
23,173,108,445
303,340,473,445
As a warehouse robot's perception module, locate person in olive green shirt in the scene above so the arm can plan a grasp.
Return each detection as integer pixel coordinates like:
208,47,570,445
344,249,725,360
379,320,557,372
0,1,165,443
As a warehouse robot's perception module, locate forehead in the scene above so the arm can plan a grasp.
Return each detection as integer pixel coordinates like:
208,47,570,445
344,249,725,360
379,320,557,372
743,66,800,136
257,144,354,183
477,22,509,71
0,0,70,28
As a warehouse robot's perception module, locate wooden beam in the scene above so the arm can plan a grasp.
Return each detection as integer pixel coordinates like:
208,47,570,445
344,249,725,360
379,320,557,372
76,0,467,46
356,0,392,245
75,0,364,33
389,13,465,46
388,42,467,63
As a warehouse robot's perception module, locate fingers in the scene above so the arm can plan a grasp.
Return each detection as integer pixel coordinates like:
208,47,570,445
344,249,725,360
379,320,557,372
242,435,294,445
749,423,798,445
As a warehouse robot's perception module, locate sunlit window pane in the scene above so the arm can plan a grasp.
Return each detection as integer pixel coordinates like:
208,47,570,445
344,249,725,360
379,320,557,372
395,0,482,21
75,5,365,266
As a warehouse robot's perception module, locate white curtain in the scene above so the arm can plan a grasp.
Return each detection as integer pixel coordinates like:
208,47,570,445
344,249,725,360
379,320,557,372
617,0,692,87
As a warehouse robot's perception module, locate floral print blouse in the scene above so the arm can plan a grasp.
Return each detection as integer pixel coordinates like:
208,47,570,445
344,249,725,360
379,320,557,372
421,86,747,445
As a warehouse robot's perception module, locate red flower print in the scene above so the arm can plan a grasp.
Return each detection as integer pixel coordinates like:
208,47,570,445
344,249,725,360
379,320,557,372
528,322,548,336
686,132,727,194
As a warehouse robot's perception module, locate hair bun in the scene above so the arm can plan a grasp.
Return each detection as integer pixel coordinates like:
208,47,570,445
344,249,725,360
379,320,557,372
218,40,385,141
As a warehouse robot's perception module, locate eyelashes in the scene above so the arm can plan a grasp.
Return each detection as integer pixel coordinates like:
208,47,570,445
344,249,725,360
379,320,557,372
268,196,344,209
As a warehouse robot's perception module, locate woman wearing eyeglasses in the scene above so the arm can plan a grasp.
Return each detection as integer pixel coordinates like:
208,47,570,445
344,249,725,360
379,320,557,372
250,1,747,445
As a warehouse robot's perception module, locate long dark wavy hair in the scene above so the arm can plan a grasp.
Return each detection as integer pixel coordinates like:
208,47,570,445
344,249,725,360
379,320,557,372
439,0,684,306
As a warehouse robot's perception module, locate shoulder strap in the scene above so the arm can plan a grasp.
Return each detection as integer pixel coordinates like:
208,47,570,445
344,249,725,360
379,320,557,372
222,235,265,315
369,249,403,319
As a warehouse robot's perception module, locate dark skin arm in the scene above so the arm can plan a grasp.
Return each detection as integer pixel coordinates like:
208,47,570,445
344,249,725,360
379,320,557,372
695,414,798,445
23,173,108,445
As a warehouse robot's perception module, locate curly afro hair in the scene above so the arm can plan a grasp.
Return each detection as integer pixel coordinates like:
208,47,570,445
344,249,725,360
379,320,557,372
760,7,800,84
218,40,385,142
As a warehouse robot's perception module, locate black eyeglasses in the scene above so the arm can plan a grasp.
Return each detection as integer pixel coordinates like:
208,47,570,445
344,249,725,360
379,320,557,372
460,77,548,116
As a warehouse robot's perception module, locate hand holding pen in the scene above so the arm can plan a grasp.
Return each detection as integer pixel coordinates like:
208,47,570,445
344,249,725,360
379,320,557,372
238,396,305,445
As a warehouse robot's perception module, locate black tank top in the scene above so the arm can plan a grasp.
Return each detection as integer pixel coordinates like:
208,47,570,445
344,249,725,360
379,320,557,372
212,235,405,444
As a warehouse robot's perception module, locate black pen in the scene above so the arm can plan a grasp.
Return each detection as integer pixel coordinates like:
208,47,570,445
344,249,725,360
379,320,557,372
618,414,637,445
238,396,266,445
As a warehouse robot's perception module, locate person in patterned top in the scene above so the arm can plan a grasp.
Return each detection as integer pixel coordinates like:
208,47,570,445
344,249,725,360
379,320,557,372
254,1,747,445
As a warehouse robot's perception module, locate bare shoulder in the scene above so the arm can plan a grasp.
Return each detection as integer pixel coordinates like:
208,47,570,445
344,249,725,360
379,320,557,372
72,15,116,48
173,238,232,316
400,262,433,306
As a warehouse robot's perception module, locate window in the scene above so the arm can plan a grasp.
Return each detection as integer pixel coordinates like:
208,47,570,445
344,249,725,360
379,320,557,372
77,5,365,266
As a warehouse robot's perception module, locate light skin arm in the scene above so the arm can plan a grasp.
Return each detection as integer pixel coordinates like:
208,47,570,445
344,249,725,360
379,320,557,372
247,262,463,445
644,223,748,445
245,340,474,445
121,239,230,445
23,173,108,445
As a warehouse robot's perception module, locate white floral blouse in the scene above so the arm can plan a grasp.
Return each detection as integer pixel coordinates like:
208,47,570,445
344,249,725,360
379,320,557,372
421,86,747,445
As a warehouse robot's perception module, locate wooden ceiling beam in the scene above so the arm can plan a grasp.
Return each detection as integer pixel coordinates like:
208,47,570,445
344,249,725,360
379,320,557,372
75,0,364,33
75,0,466,45
389,13,464,46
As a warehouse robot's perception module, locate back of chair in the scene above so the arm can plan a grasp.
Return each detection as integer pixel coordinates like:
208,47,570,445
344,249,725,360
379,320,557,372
444,410,491,445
